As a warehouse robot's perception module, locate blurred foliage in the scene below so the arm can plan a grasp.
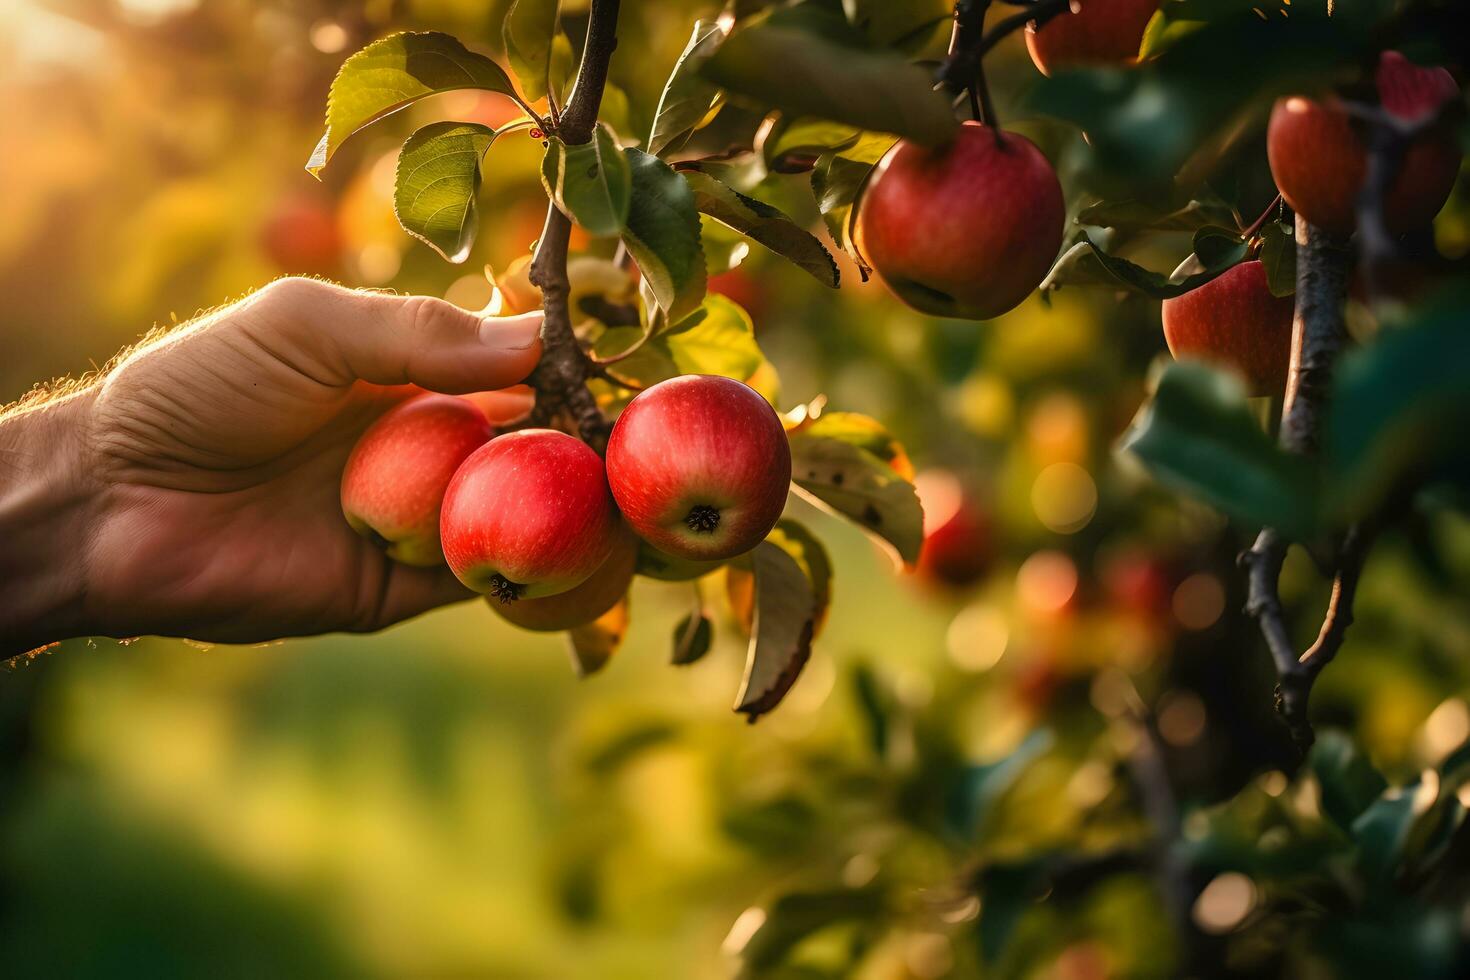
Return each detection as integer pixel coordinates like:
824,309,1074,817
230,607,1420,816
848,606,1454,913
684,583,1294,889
5,0,1470,977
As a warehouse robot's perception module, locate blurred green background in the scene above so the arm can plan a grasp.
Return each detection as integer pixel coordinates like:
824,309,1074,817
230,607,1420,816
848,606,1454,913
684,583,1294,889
5,1,1470,977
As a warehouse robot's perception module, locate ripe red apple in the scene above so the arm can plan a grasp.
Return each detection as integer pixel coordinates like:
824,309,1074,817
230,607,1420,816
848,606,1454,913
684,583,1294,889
1025,0,1160,77
913,470,995,589
260,193,344,274
855,122,1065,320
488,521,639,631
440,429,618,600
341,394,493,566
606,375,791,561
1267,51,1462,235
1160,260,1294,396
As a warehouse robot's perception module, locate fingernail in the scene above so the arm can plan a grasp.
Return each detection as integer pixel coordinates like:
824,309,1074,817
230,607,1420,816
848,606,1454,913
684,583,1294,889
481,311,543,351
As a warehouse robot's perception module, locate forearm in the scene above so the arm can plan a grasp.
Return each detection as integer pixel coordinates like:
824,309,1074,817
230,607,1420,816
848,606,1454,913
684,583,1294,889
0,390,98,657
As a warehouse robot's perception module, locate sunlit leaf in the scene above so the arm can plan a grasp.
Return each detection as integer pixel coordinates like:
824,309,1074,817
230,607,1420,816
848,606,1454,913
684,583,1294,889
541,124,631,236
621,148,707,322
785,408,914,480
393,122,497,262
681,169,838,287
648,19,728,157
308,32,521,176
503,0,560,103
788,429,924,566
597,294,762,386
701,6,957,147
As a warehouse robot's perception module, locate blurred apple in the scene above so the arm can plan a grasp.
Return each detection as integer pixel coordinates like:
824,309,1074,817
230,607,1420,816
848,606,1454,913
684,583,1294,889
260,192,342,275
913,470,995,590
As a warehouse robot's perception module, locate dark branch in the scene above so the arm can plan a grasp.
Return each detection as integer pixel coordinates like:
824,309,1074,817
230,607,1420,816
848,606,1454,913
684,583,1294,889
1242,214,1354,752
526,0,622,452
936,0,1072,97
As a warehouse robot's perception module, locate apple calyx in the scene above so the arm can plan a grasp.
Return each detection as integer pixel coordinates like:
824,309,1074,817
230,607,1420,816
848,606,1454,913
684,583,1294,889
488,574,524,604
684,505,721,534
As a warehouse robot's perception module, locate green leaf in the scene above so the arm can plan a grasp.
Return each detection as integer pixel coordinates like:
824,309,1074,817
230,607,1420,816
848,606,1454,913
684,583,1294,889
1309,730,1389,834
728,887,885,975
1191,225,1250,270
767,520,834,638
621,148,707,322
671,612,713,666
597,294,763,386
758,117,884,173
948,730,1054,838
1076,194,1237,233
701,6,958,147
541,124,631,237
566,597,627,678
1352,786,1421,885
307,32,521,176
647,19,728,157
1257,219,1297,297
503,0,559,103
788,429,924,566
811,153,876,277
735,541,817,721
1328,293,1470,519
681,169,838,287
1119,362,1318,537
392,122,497,262
1040,231,1243,299
791,408,914,479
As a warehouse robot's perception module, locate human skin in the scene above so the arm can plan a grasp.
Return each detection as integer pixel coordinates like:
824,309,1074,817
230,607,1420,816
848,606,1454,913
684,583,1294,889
0,277,542,657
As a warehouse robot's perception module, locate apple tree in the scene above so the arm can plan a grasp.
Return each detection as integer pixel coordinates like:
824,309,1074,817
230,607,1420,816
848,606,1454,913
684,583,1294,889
303,0,1470,973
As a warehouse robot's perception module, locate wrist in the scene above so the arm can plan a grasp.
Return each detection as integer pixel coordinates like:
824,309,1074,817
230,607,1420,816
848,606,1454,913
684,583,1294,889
0,389,99,656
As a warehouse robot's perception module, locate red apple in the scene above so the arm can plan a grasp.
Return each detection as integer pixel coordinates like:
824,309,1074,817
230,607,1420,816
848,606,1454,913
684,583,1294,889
606,375,791,561
440,429,618,600
260,193,343,274
855,122,1065,320
1025,0,1160,77
913,470,995,588
1267,51,1462,235
488,521,639,631
341,394,493,566
1160,260,1294,396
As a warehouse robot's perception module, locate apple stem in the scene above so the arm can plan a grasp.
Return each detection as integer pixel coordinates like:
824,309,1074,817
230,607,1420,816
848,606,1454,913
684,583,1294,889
525,0,623,453
1239,193,1285,242
1241,215,1361,754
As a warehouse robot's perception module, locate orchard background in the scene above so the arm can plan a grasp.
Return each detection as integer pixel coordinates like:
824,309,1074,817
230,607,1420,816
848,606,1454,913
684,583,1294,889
5,0,1470,977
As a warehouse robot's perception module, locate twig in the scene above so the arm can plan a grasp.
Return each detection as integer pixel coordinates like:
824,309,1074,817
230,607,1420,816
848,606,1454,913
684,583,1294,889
1240,193,1284,241
936,0,1072,99
526,0,622,452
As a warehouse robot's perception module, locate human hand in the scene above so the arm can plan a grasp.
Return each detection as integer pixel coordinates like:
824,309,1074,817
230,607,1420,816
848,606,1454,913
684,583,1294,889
0,278,542,655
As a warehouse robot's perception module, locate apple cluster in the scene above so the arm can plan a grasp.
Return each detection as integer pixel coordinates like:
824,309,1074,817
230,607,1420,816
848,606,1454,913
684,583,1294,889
340,374,791,633
854,0,1460,400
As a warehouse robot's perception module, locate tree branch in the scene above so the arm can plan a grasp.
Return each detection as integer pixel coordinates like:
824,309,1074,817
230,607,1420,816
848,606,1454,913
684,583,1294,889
1242,214,1354,752
935,0,1072,98
526,0,622,452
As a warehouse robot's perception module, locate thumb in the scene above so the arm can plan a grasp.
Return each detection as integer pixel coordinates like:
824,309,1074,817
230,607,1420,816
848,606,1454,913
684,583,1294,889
248,277,543,394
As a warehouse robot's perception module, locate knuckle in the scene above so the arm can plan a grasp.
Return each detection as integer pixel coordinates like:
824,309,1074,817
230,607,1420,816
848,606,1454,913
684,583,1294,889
404,295,472,343
257,275,323,309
